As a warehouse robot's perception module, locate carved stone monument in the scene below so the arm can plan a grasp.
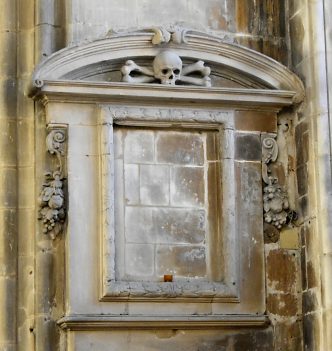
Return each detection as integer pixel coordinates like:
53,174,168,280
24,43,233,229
31,28,304,350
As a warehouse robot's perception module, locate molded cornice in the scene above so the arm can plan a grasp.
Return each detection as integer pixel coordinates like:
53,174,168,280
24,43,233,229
57,314,269,330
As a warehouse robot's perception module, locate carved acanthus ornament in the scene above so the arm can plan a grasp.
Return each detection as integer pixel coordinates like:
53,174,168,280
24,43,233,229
121,50,211,87
38,125,67,239
262,136,289,230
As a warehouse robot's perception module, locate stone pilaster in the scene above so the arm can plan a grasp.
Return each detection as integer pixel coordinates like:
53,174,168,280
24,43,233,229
0,1,18,350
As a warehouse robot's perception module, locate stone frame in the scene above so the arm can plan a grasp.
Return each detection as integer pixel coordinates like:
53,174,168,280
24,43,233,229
99,105,238,302
31,29,305,334
32,81,301,327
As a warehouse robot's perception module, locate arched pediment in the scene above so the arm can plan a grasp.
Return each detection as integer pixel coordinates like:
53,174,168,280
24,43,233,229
33,28,304,103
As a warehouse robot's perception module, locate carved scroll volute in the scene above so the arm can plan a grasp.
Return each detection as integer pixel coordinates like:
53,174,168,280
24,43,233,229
262,137,278,184
262,135,289,231
38,124,67,239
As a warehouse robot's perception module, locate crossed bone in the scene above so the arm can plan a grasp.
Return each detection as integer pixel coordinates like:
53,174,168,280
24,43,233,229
121,59,211,87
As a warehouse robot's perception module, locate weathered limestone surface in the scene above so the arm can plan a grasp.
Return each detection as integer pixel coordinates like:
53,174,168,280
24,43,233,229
70,328,275,351
115,128,218,282
66,0,288,64
289,1,332,350
1,0,332,350
0,1,17,350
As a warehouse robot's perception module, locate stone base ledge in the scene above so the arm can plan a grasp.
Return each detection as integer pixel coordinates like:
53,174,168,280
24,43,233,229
57,314,270,330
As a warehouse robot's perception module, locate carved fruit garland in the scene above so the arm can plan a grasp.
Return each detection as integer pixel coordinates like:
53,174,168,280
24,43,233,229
262,136,289,230
38,126,67,239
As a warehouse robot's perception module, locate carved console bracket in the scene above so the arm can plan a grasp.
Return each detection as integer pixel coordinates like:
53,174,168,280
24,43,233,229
121,50,211,87
38,124,67,239
262,135,290,237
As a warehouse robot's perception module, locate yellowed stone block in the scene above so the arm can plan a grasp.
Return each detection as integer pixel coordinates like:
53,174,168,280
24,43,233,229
280,228,299,249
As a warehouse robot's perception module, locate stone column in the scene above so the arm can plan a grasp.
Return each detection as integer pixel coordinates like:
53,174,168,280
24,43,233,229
16,0,35,350
290,0,332,350
33,2,67,350
321,0,332,349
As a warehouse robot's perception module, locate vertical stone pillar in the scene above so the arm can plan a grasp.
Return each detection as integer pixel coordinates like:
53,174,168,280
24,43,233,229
0,1,18,350
16,1,36,350
35,0,67,61
33,2,67,350
321,1,332,349
290,0,331,350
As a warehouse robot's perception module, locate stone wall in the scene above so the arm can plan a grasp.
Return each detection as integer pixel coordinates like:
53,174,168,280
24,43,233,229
289,1,332,350
0,2,17,350
1,0,331,350
66,0,288,64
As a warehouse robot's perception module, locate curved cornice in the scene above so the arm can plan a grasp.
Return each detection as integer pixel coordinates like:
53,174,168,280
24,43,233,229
33,28,305,103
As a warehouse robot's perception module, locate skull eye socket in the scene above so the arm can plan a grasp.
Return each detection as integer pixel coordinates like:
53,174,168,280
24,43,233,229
173,69,180,75
162,68,169,75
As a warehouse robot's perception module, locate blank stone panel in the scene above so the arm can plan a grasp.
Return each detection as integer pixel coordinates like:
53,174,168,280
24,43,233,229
156,245,207,278
170,166,205,207
123,130,154,163
125,207,154,244
124,164,139,205
140,164,170,206
154,208,206,244
156,131,204,165
114,127,221,283
125,244,154,279
113,128,123,159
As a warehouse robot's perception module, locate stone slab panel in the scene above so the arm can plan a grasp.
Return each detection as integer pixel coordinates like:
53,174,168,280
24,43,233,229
0,0,16,31
124,207,153,244
17,209,34,256
113,128,123,159
153,208,206,245
124,130,154,164
0,277,16,342
71,327,274,351
267,293,298,316
234,110,277,132
0,79,17,120
140,164,169,206
47,102,97,126
156,131,204,165
230,161,265,313
303,312,321,351
170,166,205,207
266,250,298,294
156,245,206,278
280,228,299,249
295,122,309,166
68,0,236,43
69,125,99,156
235,133,261,161
289,11,305,67
125,244,154,279
0,32,17,78
0,167,17,208
206,131,220,161
17,120,34,167
0,209,17,276
124,164,139,205
0,120,16,167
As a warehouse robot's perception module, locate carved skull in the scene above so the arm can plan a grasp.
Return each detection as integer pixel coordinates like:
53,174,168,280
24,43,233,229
153,51,182,85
